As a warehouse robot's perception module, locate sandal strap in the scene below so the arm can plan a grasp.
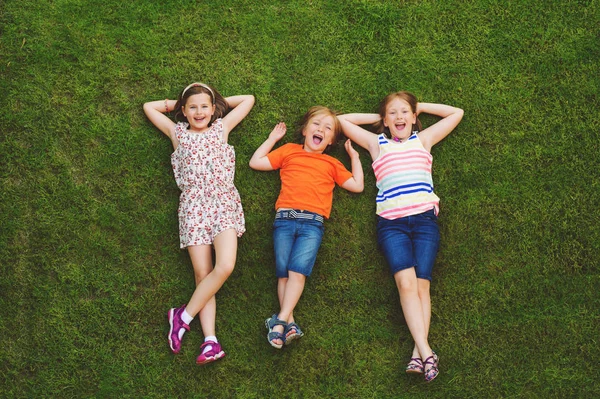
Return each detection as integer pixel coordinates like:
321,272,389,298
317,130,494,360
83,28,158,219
423,355,436,365
285,322,302,334
267,316,287,328
268,331,285,339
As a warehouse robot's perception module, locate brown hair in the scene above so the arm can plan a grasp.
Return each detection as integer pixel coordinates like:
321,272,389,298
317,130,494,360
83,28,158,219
174,83,229,125
375,91,422,134
295,106,342,154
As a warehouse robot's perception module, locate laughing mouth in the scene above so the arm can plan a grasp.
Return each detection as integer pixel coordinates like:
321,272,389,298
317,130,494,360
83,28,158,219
312,134,323,145
395,123,406,130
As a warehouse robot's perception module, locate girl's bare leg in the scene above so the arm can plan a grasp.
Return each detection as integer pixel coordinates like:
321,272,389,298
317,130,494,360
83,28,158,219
188,244,217,338
412,278,432,359
394,268,433,361
185,229,237,316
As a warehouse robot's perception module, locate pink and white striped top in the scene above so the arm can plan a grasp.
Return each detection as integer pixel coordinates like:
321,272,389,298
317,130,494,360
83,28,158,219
372,133,440,220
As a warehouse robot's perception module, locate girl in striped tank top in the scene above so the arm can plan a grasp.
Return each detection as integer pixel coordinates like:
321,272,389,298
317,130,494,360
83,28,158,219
339,92,463,382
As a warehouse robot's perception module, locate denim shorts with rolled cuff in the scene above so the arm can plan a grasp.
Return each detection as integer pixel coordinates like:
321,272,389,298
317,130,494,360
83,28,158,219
376,208,440,281
273,210,325,278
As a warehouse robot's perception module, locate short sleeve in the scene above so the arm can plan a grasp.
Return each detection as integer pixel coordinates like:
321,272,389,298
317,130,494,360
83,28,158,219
332,159,354,186
211,118,223,132
175,122,188,140
266,143,292,170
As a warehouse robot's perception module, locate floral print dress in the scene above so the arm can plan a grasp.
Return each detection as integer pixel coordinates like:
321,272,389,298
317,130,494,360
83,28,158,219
171,118,245,248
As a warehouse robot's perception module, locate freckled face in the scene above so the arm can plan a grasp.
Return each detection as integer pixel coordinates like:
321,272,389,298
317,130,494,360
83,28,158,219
383,98,416,141
182,93,215,132
302,114,336,153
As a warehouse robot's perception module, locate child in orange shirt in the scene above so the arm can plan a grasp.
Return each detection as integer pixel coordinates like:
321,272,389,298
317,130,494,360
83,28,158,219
249,106,364,348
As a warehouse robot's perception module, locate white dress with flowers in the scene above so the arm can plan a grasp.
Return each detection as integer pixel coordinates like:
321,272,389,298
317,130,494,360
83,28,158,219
171,118,245,248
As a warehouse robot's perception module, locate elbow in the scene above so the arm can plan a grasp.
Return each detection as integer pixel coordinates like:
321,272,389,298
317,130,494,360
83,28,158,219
348,182,364,193
248,158,259,170
142,102,154,117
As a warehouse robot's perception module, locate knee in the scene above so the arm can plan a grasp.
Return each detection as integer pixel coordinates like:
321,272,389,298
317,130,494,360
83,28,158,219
194,268,211,283
417,284,430,298
288,271,306,283
397,278,418,296
214,260,235,280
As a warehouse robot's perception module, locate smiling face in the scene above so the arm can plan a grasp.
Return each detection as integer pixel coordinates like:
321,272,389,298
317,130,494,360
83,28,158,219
182,93,215,132
383,98,417,142
302,114,337,153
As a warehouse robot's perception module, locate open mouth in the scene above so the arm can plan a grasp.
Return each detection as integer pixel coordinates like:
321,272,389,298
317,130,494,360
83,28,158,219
312,134,323,145
395,123,406,131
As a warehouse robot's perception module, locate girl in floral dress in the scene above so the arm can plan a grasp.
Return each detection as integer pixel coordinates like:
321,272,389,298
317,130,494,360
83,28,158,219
143,82,254,364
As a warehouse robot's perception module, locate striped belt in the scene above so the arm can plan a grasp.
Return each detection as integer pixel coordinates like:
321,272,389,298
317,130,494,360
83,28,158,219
275,209,324,223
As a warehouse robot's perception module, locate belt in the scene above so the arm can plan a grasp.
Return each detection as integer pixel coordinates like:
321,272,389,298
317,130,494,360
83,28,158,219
275,209,324,223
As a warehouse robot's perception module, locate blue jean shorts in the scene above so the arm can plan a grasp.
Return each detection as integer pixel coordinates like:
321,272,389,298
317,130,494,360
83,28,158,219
273,210,325,278
376,209,440,281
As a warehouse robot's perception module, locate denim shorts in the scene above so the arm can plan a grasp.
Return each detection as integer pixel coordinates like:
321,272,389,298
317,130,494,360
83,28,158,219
273,210,325,278
376,209,440,281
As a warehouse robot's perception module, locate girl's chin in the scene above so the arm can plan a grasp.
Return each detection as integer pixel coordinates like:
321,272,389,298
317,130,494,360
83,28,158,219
190,122,209,129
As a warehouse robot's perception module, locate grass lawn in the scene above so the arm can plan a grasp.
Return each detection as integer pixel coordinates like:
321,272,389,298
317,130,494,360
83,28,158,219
1,0,599,397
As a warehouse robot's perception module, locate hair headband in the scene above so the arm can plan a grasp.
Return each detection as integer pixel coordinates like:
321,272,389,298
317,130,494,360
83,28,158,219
181,82,215,102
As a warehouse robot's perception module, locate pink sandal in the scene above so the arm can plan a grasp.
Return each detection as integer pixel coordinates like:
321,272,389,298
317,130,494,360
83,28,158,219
423,355,439,382
406,357,424,374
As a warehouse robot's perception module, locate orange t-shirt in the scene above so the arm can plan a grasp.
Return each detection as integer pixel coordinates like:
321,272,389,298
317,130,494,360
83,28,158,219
267,143,353,218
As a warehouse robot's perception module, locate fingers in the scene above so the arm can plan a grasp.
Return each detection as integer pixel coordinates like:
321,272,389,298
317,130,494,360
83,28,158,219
345,139,359,157
345,139,353,151
270,122,287,139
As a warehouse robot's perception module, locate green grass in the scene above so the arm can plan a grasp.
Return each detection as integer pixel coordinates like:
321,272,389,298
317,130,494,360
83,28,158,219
1,0,599,397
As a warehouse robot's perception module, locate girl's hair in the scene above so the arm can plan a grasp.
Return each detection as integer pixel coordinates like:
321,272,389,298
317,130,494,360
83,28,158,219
375,91,423,135
295,106,342,154
173,83,229,125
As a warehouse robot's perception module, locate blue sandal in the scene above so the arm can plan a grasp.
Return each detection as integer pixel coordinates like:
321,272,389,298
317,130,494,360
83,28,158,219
284,322,304,345
265,314,286,349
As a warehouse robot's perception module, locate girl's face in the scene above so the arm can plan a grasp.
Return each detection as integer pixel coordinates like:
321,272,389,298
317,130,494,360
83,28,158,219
182,93,215,132
302,114,336,153
383,98,417,142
